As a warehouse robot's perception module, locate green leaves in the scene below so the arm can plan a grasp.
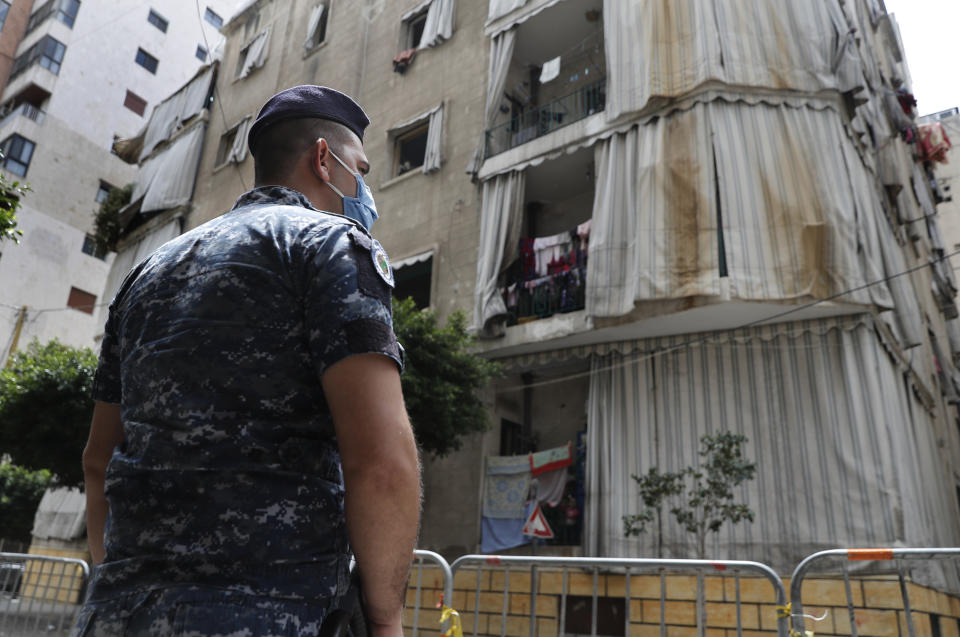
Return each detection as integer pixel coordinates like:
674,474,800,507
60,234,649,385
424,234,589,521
392,297,501,457
92,183,133,254
0,155,30,244
0,339,98,488
0,462,52,544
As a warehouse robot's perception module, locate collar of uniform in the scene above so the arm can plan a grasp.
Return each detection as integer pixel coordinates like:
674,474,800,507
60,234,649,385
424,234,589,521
230,185,318,212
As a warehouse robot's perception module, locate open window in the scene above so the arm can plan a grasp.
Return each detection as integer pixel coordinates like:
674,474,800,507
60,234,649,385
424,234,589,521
404,7,428,49
394,0,454,71
0,134,35,177
215,116,252,167
391,251,433,309
236,28,270,80
389,105,443,177
304,3,329,51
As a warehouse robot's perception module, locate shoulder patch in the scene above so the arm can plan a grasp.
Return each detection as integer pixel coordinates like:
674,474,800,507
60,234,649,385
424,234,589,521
348,226,373,251
371,241,394,287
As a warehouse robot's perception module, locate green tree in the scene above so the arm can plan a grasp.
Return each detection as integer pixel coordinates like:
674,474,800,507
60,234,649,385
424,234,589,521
623,467,684,558
0,462,53,544
91,183,133,254
0,339,98,488
0,153,30,243
392,297,500,457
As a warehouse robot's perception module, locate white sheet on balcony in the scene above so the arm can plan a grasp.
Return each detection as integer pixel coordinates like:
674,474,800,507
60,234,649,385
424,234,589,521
467,27,516,174
474,170,524,335
602,0,862,121
587,99,888,318
138,65,214,162
133,124,205,214
584,314,960,585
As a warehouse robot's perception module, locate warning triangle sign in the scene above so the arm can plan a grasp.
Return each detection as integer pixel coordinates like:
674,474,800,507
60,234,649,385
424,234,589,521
522,504,554,539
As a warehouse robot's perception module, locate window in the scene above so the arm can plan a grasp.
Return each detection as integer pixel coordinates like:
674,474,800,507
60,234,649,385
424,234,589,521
392,253,432,309
10,35,66,79
195,44,208,61
304,3,328,50
235,29,269,79
123,90,147,116
563,596,625,636
405,10,428,49
203,7,222,29
135,47,158,74
0,1,10,33
0,134,35,177
394,123,428,176
67,286,96,314
215,117,251,166
147,9,168,33
81,235,106,260
215,124,239,165
95,180,114,204
25,0,79,33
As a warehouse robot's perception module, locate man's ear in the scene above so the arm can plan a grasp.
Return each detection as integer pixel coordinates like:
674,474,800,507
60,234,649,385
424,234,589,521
312,137,333,183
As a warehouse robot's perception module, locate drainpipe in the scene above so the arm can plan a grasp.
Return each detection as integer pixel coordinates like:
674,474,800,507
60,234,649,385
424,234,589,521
4,305,27,367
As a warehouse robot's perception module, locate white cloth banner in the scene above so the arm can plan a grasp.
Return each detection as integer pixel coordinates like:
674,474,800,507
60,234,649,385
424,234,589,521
133,124,206,214
304,4,326,49
419,0,454,48
473,170,524,335
138,66,214,162
238,28,270,79
227,117,253,165
467,28,516,174
585,315,960,586
423,105,443,173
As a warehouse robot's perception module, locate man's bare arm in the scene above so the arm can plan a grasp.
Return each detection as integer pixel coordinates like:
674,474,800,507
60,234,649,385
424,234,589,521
323,353,421,637
82,401,124,565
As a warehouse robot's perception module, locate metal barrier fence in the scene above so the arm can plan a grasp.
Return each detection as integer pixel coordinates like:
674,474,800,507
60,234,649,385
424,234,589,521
408,549,456,636
449,554,789,637
789,547,960,637
0,552,90,637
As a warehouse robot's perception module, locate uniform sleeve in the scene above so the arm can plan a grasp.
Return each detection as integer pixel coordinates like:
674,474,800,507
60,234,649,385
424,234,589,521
91,304,123,404
302,224,404,378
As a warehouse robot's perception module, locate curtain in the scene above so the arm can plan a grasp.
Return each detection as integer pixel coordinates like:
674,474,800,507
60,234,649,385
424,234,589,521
227,117,253,165
487,0,525,22
238,28,270,79
138,66,214,162
585,315,960,582
473,171,524,335
134,125,206,214
419,0,454,48
466,28,516,174
423,105,443,173
31,488,86,541
303,4,326,49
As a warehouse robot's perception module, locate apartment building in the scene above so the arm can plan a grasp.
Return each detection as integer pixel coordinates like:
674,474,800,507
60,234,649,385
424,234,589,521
0,0,241,360
100,0,960,585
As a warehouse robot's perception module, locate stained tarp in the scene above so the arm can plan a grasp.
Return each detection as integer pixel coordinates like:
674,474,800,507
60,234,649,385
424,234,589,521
584,314,960,587
31,488,85,541
131,124,205,214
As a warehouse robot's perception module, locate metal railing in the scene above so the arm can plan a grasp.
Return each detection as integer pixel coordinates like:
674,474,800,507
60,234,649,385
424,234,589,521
0,552,90,636
789,547,960,637
449,554,789,637
408,549,455,636
484,78,606,157
0,103,46,131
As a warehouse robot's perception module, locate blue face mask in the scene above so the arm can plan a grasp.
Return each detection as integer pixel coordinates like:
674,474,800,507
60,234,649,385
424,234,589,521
325,149,379,232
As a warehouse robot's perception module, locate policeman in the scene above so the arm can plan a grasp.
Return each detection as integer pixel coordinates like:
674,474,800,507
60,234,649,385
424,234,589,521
78,86,421,637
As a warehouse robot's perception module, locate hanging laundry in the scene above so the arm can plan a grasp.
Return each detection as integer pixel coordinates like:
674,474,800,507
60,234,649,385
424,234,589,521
483,454,531,519
531,466,567,507
918,122,952,164
539,56,561,84
529,442,573,476
481,501,537,553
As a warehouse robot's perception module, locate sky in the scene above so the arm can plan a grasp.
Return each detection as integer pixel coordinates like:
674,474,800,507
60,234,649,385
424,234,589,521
883,0,960,116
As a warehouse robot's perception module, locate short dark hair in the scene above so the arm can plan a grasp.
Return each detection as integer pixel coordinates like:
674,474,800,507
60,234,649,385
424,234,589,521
252,117,357,186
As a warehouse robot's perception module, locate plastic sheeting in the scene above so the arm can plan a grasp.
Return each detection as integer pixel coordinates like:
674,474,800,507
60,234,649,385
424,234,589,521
304,4,326,50
138,66,214,163
31,488,86,541
584,314,960,584
132,124,205,214
473,170,524,335
237,28,270,79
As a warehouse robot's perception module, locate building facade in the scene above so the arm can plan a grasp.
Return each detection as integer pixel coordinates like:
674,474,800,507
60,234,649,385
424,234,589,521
0,0,242,361
100,0,960,587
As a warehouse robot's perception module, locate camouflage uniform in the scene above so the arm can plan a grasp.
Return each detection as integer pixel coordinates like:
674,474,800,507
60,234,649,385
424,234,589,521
74,186,403,636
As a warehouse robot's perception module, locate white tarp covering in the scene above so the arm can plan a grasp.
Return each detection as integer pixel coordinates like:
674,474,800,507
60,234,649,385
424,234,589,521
587,99,889,317
133,125,205,214
473,170,524,335
418,0,454,48
585,314,960,585
467,28,516,174
31,487,86,540
138,66,214,162
237,28,270,79
602,0,862,121
226,116,253,165
487,0,525,22
304,3,326,49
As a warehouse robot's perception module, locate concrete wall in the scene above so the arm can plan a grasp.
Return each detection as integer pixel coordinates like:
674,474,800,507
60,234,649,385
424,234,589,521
0,0,35,97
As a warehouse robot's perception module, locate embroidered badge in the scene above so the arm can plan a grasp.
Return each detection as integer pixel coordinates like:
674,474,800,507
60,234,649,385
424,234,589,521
372,243,394,287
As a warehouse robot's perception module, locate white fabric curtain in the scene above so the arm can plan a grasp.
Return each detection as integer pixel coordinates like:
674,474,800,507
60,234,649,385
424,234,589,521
138,66,214,162
238,28,271,79
487,0,525,22
419,0,454,48
133,125,206,214
585,315,960,582
473,171,524,335
467,28,516,174
227,117,253,164
423,105,443,173
31,488,86,541
304,4,326,49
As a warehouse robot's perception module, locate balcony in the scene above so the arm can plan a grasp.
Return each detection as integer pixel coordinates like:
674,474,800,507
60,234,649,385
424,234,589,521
0,103,45,131
485,78,606,157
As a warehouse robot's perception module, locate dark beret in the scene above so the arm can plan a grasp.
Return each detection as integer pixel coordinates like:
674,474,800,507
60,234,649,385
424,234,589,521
247,85,369,152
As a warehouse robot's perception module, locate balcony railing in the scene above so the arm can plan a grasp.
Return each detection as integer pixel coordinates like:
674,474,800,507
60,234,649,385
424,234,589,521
0,103,45,130
485,78,606,157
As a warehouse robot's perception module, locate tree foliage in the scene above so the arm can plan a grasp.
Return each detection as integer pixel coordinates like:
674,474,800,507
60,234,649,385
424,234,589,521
0,462,52,544
392,298,500,457
624,431,757,558
0,153,30,243
92,183,133,254
0,339,98,488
